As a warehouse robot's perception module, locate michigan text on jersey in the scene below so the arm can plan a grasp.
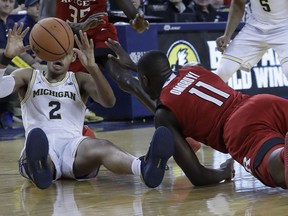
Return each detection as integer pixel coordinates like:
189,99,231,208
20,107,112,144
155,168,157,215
33,89,76,101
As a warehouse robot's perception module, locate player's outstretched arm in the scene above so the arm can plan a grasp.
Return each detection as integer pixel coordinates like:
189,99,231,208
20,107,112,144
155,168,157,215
0,23,32,98
105,38,156,113
129,12,149,34
216,0,246,52
154,108,235,186
74,31,116,108
2,23,30,63
106,38,137,71
68,12,107,33
117,0,149,33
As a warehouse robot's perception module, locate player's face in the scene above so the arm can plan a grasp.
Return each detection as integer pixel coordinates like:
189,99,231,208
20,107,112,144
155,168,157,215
138,71,159,100
47,51,75,75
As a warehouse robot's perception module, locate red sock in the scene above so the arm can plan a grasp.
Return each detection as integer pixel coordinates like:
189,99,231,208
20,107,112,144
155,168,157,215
185,137,201,152
280,148,285,163
82,125,96,138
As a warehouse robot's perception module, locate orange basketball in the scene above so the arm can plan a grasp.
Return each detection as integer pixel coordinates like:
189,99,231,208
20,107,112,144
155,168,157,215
29,17,74,61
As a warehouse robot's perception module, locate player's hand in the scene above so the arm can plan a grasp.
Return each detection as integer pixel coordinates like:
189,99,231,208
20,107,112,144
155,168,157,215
216,35,230,53
220,158,235,181
130,12,149,34
74,30,96,69
68,12,107,33
105,38,137,71
4,23,30,58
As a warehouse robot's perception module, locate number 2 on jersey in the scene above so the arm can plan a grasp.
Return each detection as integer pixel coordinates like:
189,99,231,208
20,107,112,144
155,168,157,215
49,101,61,119
188,81,230,106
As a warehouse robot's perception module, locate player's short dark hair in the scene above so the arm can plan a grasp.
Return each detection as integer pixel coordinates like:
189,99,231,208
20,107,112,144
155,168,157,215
138,50,170,77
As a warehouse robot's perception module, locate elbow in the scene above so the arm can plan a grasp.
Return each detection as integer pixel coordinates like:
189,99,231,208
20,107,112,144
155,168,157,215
185,171,206,186
103,96,116,108
189,178,207,187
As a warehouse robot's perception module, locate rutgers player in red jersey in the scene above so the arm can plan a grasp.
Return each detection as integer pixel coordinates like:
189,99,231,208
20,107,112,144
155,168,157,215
40,0,149,95
108,40,288,189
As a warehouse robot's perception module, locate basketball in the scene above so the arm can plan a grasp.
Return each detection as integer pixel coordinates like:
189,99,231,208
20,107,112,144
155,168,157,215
29,17,74,61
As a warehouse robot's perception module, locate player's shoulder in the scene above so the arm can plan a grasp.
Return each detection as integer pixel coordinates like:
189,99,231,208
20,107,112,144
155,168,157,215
182,62,201,67
12,67,33,77
10,67,34,86
74,71,92,85
154,106,179,128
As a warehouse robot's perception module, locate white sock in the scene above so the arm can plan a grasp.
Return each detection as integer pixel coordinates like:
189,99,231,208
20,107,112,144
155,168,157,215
131,158,141,176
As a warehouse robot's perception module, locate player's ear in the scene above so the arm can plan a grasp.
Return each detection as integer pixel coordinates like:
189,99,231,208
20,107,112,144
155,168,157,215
143,75,149,86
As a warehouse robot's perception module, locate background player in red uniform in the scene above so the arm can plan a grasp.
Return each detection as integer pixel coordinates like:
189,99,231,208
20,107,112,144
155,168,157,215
108,39,288,189
40,0,150,105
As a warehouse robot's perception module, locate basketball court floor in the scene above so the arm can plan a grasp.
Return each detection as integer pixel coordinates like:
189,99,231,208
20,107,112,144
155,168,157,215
0,120,287,216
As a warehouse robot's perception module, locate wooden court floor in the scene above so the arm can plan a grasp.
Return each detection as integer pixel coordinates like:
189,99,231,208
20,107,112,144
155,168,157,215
0,125,287,216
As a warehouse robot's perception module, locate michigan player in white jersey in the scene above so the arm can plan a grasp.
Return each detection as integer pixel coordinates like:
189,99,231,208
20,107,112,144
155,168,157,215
0,23,174,189
216,0,288,82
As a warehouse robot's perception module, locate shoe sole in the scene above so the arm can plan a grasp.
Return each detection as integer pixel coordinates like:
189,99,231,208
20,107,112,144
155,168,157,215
285,132,288,188
143,126,174,188
25,128,52,189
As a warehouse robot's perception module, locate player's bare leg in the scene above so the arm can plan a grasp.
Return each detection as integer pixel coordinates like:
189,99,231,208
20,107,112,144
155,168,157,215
268,146,286,188
74,126,174,188
284,132,288,188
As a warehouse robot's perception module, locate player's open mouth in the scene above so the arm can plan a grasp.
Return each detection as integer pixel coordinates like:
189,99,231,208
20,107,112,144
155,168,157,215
52,61,64,70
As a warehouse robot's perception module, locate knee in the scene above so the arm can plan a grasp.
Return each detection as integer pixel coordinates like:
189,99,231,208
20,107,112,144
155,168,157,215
215,59,241,82
281,62,288,79
267,149,286,188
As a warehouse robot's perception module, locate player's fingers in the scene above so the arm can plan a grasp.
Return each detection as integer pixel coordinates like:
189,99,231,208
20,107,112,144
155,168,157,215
78,30,86,45
129,19,133,26
24,45,30,52
17,22,24,35
97,19,106,25
12,22,18,33
145,20,150,29
89,38,94,48
90,12,108,19
107,38,120,49
74,33,81,48
20,26,30,38
89,19,105,29
107,54,117,61
73,48,81,58
7,28,12,39
82,32,90,46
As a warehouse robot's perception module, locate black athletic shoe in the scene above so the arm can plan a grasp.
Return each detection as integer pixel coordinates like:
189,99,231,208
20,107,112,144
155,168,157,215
25,128,52,189
140,126,174,188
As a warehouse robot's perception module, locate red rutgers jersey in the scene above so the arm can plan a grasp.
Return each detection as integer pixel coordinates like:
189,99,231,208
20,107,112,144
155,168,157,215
56,0,118,72
56,0,107,23
159,65,249,153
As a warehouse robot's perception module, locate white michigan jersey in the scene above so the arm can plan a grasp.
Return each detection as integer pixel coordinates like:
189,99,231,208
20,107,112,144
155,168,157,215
21,70,86,139
248,0,288,30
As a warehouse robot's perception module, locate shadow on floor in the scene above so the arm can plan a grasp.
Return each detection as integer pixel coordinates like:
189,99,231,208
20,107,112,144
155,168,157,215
0,117,154,141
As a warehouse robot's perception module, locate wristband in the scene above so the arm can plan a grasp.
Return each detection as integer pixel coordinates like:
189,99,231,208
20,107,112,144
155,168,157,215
0,52,13,66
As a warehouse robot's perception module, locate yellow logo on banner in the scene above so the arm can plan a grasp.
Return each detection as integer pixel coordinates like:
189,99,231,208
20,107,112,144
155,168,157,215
167,40,200,70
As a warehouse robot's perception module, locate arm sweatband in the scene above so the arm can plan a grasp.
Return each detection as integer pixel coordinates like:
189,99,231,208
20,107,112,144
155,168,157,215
0,68,15,98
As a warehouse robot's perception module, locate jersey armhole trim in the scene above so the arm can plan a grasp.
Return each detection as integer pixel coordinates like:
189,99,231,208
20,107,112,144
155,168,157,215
21,69,37,105
72,73,86,108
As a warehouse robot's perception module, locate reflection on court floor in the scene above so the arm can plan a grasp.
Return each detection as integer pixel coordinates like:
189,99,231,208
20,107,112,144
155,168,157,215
0,125,287,215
